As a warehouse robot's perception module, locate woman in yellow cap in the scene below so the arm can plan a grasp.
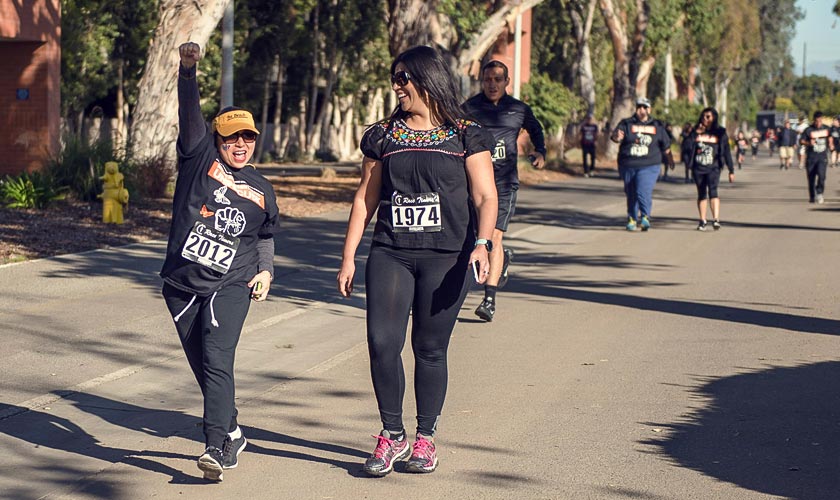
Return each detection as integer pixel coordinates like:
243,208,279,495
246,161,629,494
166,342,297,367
160,41,280,482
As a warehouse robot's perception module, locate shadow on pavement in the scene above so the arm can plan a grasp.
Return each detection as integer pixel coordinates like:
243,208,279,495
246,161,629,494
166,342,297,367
502,277,840,336
0,390,373,497
641,361,840,500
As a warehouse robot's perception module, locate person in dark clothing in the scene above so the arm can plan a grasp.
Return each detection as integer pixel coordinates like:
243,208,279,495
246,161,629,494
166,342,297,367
776,120,797,170
830,116,840,168
685,107,735,230
161,42,280,482
679,123,694,183
800,111,834,204
462,60,546,322
580,114,599,177
610,97,674,231
337,45,498,476
734,131,748,169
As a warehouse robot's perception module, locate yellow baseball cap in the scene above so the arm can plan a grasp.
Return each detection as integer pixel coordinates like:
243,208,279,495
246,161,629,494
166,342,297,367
213,108,260,136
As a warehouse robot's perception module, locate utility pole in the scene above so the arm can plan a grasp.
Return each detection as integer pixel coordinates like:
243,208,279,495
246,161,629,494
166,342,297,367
802,42,806,78
221,0,234,108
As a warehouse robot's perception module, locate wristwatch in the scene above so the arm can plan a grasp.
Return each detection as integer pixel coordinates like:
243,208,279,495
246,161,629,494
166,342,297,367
475,238,493,252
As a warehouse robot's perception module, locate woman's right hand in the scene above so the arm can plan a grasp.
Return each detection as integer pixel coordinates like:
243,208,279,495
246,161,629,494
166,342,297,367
337,260,356,297
179,42,201,68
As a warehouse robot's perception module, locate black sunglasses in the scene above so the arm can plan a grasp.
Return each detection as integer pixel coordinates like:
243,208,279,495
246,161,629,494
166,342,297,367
221,131,258,145
391,70,411,87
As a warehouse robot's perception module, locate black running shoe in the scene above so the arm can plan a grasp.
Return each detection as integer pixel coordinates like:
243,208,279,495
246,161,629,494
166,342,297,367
475,298,495,322
498,248,514,289
198,446,225,481
222,430,247,469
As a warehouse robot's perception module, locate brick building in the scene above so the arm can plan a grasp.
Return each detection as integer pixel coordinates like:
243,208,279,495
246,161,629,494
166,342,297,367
0,0,61,176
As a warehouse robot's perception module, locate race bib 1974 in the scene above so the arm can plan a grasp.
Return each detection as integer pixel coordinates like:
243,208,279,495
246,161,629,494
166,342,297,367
391,191,442,233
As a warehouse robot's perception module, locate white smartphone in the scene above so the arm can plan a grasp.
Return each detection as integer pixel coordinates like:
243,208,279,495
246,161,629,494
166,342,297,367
472,260,480,282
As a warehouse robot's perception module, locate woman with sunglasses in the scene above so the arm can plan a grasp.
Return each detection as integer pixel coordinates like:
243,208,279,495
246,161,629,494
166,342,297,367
337,45,497,476
685,107,734,230
160,42,280,481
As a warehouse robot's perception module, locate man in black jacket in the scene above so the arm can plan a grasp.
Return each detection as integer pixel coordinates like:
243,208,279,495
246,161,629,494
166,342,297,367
776,120,797,170
463,60,547,322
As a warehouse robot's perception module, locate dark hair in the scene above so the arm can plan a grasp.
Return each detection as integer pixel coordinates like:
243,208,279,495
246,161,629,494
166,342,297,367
389,46,466,127
481,60,509,80
697,107,720,130
813,110,823,120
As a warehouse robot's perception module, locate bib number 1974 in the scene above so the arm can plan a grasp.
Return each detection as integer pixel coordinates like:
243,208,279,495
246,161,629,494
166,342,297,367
391,191,442,233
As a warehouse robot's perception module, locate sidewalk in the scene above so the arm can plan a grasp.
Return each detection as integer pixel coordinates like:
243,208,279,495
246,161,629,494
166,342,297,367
2,156,839,499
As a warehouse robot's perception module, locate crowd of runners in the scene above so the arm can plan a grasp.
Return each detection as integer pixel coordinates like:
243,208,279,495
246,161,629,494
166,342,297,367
159,37,837,483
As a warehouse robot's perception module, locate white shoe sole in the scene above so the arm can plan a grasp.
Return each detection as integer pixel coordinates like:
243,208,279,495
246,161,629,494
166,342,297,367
198,456,224,481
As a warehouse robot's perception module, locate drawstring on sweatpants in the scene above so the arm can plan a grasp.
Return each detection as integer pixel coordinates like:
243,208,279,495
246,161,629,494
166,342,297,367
171,292,219,328
173,294,196,323
209,291,219,327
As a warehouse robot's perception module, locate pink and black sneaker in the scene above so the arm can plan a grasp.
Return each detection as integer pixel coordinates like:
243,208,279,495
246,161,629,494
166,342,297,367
363,430,410,476
405,434,438,473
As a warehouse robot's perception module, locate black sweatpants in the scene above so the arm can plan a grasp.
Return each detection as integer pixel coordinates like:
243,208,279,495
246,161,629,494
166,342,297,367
806,157,828,201
163,282,251,449
365,244,471,437
582,144,596,174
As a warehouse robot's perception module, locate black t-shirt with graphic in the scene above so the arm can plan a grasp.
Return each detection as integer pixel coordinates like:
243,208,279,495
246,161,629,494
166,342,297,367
580,123,599,147
686,126,734,174
160,128,281,296
830,126,840,151
801,124,831,162
614,116,671,168
360,118,494,251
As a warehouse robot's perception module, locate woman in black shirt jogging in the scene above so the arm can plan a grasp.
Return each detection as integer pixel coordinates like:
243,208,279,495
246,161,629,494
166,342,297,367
337,45,497,477
686,107,735,230
161,42,280,482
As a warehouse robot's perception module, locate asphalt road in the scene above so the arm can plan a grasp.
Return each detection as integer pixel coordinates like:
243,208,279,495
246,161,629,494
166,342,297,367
1,154,838,500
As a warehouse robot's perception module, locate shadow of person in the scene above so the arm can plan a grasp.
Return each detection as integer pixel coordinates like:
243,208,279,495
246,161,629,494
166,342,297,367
0,401,204,496
60,392,370,478
641,361,840,500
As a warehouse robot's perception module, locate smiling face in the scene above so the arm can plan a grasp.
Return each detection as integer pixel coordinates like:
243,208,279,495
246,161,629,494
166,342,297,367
215,131,256,169
392,62,429,117
481,66,509,104
635,104,650,121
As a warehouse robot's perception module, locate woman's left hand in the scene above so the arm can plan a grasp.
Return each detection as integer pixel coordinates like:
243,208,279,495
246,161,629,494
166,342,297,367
729,172,735,183
248,271,272,302
468,246,490,284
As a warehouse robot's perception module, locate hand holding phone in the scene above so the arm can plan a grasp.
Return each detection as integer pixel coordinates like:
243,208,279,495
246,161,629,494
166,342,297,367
472,260,481,282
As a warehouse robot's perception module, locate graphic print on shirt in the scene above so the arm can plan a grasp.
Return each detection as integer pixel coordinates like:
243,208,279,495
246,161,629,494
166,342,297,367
214,206,247,237
695,134,718,166
630,128,654,157
810,129,829,153
492,139,506,161
214,185,231,205
207,160,267,209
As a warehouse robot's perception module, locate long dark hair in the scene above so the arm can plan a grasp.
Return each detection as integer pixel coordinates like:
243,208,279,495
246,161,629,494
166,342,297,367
696,107,720,130
389,46,466,127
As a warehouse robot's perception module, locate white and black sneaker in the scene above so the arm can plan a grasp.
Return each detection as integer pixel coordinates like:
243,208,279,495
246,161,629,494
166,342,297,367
198,446,225,481
223,428,248,469
498,248,514,289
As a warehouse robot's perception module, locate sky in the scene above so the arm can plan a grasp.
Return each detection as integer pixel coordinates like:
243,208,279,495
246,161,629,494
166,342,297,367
790,0,840,79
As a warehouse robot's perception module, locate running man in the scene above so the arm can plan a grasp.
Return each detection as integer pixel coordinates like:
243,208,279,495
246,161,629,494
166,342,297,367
800,111,834,204
830,116,840,168
463,60,547,322
776,120,797,170
580,115,599,177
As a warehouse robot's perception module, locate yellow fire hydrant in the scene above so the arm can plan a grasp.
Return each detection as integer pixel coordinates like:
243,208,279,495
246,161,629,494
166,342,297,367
98,161,129,224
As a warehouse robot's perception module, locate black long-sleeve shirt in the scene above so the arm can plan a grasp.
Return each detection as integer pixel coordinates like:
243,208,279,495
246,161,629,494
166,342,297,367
686,126,734,174
463,93,546,188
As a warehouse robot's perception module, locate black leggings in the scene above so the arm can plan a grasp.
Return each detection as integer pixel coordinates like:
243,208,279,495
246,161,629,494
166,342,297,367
693,169,721,200
365,243,471,437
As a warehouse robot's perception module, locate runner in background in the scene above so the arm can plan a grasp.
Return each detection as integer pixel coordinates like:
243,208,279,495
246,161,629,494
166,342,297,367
580,115,599,178
776,119,797,170
463,60,547,322
734,131,748,170
750,130,760,159
829,116,840,168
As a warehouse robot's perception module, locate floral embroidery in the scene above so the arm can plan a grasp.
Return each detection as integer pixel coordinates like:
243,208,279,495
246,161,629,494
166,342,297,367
379,119,480,147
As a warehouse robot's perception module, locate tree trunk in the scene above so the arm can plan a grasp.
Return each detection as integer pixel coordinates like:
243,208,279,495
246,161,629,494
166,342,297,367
387,0,452,57
255,59,274,163
714,74,732,128
599,0,649,159
570,0,597,116
272,56,285,160
130,0,230,162
635,55,656,98
115,60,127,152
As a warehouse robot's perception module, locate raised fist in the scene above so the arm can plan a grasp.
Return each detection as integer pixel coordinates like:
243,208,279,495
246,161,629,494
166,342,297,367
179,42,201,69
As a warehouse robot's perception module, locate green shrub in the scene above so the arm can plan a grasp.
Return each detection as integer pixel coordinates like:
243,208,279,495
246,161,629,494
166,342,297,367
1,171,66,209
46,135,116,202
